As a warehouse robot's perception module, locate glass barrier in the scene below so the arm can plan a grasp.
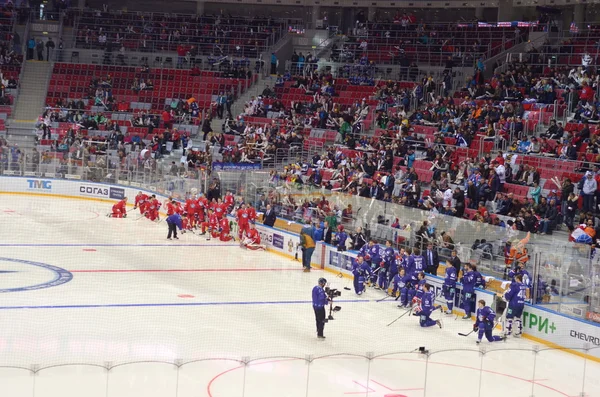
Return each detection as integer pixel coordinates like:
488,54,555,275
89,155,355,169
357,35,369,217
0,348,598,397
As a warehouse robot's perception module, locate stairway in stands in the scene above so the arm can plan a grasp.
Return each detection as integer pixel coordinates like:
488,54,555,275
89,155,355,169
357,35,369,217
7,61,53,150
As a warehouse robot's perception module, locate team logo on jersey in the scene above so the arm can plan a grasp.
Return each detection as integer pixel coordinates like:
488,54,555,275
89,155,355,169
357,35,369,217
0,257,73,293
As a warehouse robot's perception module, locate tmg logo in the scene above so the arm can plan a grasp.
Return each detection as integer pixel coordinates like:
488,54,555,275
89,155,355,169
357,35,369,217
26,180,52,190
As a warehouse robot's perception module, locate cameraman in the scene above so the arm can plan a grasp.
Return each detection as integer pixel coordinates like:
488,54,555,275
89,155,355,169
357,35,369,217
312,277,329,339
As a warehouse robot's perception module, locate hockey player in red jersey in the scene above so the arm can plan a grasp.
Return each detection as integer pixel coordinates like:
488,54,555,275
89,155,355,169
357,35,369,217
224,191,235,211
181,213,192,231
184,195,198,227
134,192,148,215
197,194,208,222
111,197,128,218
240,223,265,250
165,198,176,216
174,201,183,215
145,195,161,221
246,204,257,223
201,208,219,238
214,198,227,219
236,203,250,239
219,217,234,242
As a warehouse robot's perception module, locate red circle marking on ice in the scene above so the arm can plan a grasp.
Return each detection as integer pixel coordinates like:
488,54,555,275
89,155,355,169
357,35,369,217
178,294,195,298
83,249,97,252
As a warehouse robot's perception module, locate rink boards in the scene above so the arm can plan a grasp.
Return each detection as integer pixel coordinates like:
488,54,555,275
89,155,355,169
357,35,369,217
1,175,599,362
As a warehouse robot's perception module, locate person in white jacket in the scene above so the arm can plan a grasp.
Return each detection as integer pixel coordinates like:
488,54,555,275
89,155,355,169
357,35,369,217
581,171,597,212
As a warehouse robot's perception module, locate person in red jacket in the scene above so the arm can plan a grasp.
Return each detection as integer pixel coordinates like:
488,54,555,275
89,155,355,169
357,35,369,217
134,192,149,215
236,203,250,239
219,217,234,242
111,197,128,218
580,81,595,104
241,223,265,250
146,195,161,221
201,209,219,237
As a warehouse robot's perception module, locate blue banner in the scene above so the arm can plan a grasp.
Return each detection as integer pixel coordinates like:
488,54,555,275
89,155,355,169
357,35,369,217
329,250,355,271
212,162,262,171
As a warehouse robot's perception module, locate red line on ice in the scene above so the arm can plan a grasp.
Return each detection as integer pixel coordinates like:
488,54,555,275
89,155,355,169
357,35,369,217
207,357,572,397
369,379,423,392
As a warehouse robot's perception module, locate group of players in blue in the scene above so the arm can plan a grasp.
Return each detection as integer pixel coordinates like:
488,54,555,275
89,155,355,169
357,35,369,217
350,239,531,343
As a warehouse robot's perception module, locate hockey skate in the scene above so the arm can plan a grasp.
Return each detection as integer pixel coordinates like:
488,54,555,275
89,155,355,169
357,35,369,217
513,332,522,338
445,310,453,315
462,315,471,320
436,319,443,328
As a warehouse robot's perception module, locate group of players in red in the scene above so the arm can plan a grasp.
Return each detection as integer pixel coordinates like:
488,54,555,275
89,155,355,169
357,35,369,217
111,190,265,249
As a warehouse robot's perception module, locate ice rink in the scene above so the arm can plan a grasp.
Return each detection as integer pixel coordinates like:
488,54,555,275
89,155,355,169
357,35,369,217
0,194,599,397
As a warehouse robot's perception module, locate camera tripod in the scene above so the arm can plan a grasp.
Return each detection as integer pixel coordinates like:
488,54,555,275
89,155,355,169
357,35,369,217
327,300,341,320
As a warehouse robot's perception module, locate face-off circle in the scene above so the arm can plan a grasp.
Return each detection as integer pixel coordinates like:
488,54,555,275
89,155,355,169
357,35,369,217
0,257,73,293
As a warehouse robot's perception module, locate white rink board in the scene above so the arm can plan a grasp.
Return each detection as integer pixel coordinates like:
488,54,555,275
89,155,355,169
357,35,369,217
524,305,600,359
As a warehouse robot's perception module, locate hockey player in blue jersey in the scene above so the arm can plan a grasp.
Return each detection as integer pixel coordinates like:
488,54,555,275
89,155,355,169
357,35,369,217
335,225,348,251
352,255,372,295
419,284,442,328
508,262,532,298
377,240,395,290
503,274,527,337
407,248,425,279
443,265,458,314
396,248,409,273
391,268,413,307
387,249,401,287
461,263,476,319
474,299,506,344
412,272,427,311
473,265,486,290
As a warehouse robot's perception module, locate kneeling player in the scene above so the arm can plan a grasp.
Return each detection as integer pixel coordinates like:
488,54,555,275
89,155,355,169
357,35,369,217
241,223,265,250
419,284,442,328
201,209,219,239
503,274,526,337
134,192,148,215
219,217,234,242
474,299,506,344
145,195,161,221
111,197,128,218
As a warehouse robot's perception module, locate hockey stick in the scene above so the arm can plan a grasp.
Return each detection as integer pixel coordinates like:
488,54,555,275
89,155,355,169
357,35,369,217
458,319,500,337
458,329,475,337
337,272,352,291
377,294,392,302
386,306,413,326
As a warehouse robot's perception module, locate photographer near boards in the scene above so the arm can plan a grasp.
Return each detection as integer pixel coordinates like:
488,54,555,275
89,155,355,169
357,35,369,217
300,223,316,272
312,278,329,339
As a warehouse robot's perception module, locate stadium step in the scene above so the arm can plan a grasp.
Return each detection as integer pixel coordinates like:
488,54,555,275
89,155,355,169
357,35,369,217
12,61,53,121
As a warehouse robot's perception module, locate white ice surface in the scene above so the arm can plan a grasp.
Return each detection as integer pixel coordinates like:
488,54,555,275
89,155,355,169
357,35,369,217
0,195,597,397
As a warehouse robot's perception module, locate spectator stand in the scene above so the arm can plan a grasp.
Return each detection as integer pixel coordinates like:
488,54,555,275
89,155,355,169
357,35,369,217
335,20,539,66
67,10,295,66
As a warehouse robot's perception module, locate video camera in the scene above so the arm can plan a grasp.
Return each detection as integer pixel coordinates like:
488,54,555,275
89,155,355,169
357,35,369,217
324,287,342,321
324,287,341,299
